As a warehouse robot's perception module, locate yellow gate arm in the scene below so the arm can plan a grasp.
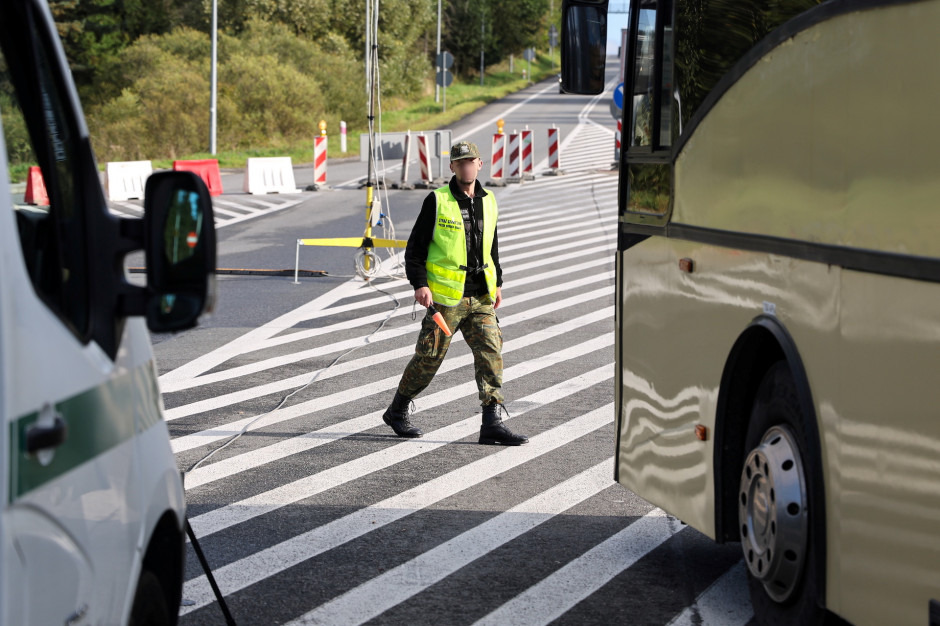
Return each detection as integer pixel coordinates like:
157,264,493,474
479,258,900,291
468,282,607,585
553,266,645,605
299,237,407,248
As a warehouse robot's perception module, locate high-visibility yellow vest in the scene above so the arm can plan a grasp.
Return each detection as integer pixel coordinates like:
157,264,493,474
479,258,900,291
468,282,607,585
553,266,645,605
425,186,498,306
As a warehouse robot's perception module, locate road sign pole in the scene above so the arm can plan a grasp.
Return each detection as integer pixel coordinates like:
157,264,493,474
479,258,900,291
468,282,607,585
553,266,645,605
435,0,441,103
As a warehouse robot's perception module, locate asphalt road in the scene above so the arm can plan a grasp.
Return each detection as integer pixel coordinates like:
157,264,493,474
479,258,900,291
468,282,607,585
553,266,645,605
146,62,757,625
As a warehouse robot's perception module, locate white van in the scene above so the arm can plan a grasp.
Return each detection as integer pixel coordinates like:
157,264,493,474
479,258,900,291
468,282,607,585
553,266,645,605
0,1,216,624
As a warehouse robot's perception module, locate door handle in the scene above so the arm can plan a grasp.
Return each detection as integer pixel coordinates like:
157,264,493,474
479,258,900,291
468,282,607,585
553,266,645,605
26,416,68,454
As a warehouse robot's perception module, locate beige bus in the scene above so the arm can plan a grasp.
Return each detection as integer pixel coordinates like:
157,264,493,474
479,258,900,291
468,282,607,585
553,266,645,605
561,1,940,624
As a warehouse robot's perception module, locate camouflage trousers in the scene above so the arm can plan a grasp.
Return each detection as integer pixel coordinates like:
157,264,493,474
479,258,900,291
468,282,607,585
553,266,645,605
397,294,503,405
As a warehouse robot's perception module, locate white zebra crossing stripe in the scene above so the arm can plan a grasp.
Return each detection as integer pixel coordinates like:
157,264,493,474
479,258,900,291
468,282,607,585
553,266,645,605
182,334,613,495
286,458,617,626
179,402,615,615
500,222,611,253
665,561,751,626
220,253,615,359
473,510,682,626
499,212,613,243
170,298,612,455
212,197,263,213
208,205,243,218
191,237,615,357
158,279,367,389
167,302,612,429
240,241,616,352
159,229,612,394
500,200,616,231
164,280,614,396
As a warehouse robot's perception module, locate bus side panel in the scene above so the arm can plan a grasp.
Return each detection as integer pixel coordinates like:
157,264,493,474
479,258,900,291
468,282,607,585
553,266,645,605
617,238,840,538
671,3,940,261
832,270,940,626
661,2,940,623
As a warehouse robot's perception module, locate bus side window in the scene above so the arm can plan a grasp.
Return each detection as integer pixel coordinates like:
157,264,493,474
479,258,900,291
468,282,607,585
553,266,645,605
1,7,90,341
629,5,657,147
629,1,673,150
624,0,673,221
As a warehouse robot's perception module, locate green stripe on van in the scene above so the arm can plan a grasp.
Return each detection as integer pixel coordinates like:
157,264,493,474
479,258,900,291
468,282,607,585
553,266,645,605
8,363,165,502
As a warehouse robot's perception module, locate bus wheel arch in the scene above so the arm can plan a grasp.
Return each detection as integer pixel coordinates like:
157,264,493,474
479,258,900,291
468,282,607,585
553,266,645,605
714,317,827,622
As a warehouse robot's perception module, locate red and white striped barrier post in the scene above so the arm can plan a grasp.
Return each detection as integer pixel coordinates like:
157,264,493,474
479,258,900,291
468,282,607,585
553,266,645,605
392,131,415,190
544,124,565,176
491,134,505,178
340,120,347,153
310,119,328,190
415,133,433,188
520,125,535,180
486,118,507,187
506,129,521,183
614,118,622,165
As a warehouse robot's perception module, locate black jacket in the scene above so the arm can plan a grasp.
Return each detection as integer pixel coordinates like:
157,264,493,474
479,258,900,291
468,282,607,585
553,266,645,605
404,176,503,296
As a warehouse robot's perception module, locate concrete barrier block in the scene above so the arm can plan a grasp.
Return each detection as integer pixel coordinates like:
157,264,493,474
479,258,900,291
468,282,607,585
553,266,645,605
105,160,152,202
173,159,223,196
243,157,301,195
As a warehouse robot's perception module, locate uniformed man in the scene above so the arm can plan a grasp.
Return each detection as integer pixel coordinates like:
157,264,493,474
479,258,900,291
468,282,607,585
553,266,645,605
382,140,528,445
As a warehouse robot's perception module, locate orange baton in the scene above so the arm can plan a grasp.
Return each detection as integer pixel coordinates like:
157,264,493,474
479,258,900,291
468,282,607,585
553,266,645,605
427,305,452,336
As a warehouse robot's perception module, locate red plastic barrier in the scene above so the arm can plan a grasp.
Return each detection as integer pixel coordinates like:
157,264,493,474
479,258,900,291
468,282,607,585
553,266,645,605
24,166,49,206
173,159,223,196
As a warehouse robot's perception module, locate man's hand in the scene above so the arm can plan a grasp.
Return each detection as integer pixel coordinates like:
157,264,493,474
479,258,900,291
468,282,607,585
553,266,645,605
414,286,433,308
494,287,502,309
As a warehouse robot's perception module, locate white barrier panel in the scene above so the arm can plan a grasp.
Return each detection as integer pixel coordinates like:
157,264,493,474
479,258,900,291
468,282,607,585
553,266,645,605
105,160,152,201
243,157,301,194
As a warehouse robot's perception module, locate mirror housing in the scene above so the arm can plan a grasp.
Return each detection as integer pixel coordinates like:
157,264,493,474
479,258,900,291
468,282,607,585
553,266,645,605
142,171,216,332
560,0,609,94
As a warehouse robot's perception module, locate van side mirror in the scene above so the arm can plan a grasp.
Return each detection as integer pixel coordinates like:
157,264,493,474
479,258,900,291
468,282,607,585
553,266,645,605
561,0,609,94
142,171,216,332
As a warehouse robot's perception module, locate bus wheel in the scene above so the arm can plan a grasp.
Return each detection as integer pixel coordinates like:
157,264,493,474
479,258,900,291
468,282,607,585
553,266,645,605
739,362,824,625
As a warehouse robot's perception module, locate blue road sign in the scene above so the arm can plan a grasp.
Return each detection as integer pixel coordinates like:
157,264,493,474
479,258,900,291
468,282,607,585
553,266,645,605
613,82,624,110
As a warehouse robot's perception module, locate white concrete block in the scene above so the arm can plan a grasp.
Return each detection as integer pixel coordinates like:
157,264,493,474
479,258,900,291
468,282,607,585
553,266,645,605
243,157,301,195
105,160,152,202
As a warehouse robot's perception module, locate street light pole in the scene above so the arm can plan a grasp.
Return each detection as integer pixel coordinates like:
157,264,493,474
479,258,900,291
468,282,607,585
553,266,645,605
480,8,484,87
209,0,217,154
435,0,441,103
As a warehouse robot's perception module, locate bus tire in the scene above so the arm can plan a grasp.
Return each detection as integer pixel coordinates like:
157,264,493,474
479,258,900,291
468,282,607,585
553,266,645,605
129,570,172,626
739,361,825,625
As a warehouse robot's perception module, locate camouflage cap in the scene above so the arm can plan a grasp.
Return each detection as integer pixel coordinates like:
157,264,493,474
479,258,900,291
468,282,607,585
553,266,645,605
450,140,481,161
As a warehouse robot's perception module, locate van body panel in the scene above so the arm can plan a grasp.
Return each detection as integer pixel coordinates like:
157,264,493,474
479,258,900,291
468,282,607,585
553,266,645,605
0,0,187,623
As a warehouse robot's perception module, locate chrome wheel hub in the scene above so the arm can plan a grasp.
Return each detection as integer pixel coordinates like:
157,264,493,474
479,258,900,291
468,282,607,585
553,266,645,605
739,424,809,602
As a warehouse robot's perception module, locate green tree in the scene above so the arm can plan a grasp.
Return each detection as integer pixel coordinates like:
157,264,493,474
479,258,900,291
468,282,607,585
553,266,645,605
49,0,183,101
86,20,367,161
443,0,549,77
331,0,435,98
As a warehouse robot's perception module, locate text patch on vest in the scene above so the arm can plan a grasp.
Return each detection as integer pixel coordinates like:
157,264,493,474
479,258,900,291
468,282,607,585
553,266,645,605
437,217,461,231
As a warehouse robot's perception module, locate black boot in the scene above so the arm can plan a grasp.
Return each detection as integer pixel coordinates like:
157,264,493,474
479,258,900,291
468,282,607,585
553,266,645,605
383,391,422,438
479,402,528,446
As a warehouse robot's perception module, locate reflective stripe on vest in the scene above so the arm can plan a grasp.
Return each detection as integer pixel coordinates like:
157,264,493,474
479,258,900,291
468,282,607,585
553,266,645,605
426,186,498,307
